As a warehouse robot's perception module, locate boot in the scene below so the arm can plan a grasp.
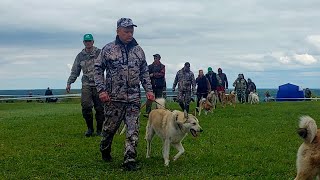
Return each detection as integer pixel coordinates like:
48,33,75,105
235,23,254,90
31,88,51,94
96,122,103,136
101,149,112,162
95,112,104,136
121,161,140,171
85,128,93,137
83,109,94,137
185,104,190,114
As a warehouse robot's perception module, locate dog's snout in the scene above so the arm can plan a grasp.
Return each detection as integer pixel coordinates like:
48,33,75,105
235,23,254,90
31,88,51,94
200,128,203,132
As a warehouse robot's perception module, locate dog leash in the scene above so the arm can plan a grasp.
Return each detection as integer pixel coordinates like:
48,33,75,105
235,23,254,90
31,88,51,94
152,100,173,112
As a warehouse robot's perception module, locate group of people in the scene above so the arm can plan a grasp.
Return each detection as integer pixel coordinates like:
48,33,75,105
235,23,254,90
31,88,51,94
194,67,228,109
233,74,257,103
65,17,261,171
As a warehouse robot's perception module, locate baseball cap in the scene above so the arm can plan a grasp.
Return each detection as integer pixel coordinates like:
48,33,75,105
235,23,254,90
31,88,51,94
83,34,94,41
117,18,137,28
153,54,161,59
208,67,213,72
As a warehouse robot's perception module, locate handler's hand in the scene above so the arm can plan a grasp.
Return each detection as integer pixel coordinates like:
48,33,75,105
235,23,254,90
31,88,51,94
146,92,155,101
99,91,111,102
66,85,71,93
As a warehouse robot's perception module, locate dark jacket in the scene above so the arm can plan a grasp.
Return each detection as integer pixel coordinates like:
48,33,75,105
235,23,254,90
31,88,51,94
218,73,228,89
196,76,211,94
45,89,53,96
247,82,256,93
148,62,165,89
305,89,312,98
206,73,219,91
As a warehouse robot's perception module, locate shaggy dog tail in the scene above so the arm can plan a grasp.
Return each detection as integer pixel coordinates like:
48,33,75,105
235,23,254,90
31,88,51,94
155,98,166,109
298,116,318,143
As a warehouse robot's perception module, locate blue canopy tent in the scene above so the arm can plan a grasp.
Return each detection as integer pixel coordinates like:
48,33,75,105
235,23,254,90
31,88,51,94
276,83,304,101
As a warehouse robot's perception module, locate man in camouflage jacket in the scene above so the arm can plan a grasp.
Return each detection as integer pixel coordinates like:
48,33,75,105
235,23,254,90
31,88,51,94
66,34,104,137
172,62,196,114
94,18,155,171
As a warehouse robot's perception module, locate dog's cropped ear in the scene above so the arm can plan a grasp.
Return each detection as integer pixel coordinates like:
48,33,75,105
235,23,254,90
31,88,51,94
173,110,187,123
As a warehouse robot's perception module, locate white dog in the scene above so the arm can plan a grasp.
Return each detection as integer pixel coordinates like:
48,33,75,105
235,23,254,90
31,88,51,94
145,99,203,166
248,92,259,104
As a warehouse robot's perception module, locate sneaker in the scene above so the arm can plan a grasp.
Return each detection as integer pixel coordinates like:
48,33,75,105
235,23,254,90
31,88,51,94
102,153,112,162
85,129,93,137
121,161,140,171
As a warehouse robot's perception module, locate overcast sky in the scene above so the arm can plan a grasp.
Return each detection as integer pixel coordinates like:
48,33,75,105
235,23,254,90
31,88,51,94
1,0,320,90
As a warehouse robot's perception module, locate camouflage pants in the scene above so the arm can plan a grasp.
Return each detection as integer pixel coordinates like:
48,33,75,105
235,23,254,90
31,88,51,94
81,85,104,131
146,88,163,114
100,102,140,164
236,89,246,103
177,90,192,113
177,90,192,105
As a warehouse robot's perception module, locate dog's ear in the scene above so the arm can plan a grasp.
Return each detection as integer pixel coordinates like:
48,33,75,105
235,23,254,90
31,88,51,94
297,128,308,139
172,110,186,123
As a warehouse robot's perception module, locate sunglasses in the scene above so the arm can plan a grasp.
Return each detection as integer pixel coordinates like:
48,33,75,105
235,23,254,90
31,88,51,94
84,40,92,43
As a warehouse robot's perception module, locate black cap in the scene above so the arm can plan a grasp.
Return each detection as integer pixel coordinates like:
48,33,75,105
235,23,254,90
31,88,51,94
184,62,190,67
153,54,161,59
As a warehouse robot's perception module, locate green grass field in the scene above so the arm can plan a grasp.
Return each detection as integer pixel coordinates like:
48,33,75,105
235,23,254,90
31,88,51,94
1,100,319,179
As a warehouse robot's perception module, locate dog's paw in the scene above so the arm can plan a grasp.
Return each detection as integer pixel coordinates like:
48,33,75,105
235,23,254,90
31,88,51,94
164,160,170,166
146,155,150,158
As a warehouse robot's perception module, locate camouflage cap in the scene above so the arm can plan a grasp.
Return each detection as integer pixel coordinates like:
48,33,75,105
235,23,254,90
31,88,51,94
117,18,137,29
153,54,161,59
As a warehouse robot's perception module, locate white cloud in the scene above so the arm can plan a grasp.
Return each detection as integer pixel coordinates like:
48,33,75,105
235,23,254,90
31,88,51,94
279,56,291,64
293,53,317,65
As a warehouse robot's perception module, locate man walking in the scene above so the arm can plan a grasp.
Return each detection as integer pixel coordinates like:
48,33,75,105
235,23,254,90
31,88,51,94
66,34,104,137
94,18,155,171
172,62,196,114
145,53,165,117
196,69,211,111
206,67,220,94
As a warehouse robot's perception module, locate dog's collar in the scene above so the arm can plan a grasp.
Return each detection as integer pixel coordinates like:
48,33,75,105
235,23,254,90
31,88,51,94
175,116,184,131
177,122,183,131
